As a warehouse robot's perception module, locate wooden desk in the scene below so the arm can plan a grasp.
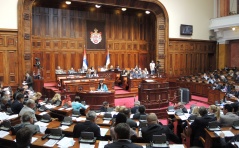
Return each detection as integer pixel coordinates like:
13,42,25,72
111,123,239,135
76,91,115,110
205,127,239,148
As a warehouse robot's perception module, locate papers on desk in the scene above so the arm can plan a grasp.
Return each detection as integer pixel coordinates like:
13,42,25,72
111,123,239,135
31,137,38,143
0,112,18,120
100,128,109,136
7,114,18,120
167,111,175,115
39,112,48,115
136,121,139,127
57,137,75,148
100,112,105,116
80,143,95,148
58,108,64,110
45,104,56,109
85,105,89,109
98,141,108,148
130,114,134,118
103,120,110,124
169,144,185,148
0,131,9,138
43,139,58,147
111,111,118,116
178,115,188,120
65,107,72,111
35,121,49,127
234,142,239,147
214,131,235,137
39,102,46,106
60,125,69,130
75,117,86,122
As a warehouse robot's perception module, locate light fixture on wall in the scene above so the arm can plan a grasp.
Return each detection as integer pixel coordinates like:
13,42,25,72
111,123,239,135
145,10,150,14
232,27,236,31
65,1,71,5
121,8,127,11
95,4,101,8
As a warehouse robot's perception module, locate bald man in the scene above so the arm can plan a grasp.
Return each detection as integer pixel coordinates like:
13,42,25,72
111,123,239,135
141,113,181,143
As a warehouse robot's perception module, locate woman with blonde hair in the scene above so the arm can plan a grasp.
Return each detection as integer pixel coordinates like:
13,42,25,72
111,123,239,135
51,93,62,105
208,105,220,120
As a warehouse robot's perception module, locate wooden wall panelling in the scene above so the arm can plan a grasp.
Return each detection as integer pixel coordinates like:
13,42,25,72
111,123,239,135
8,51,18,84
0,51,4,82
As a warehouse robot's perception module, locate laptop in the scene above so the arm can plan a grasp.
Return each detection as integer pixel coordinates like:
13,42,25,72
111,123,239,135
48,128,64,140
207,121,221,131
79,132,96,144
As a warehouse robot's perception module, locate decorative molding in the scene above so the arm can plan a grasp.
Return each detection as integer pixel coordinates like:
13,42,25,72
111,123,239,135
158,39,165,44
23,13,30,20
159,25,165,30
24,53,31,60
158,54,165,59
24,33,30,40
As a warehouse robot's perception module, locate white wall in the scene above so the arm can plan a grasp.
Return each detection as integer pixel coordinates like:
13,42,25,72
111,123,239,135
0,0,18,29
0,0,215,40
159,0,215,40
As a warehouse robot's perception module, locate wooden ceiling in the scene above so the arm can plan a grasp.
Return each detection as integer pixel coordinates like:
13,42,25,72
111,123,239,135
33,0,163,15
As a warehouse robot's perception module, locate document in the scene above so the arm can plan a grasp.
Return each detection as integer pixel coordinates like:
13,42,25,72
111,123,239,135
0,131,9,138
60,125,69,130
76,117,86,122
100,128,109,136
39,112,48,115
98,141,109,148
31,137,38,143
214,131,234,137
178,115,188,120
80,143,95,148
57,137,75,147
34,121,49,127
7,114,18,120
169,144,185,148
103,120,110,124
58,108,64,110
43,139,58,147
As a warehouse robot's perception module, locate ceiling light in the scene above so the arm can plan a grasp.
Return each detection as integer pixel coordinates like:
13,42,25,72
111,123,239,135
65,1,71,5
145,10,150,14
95,4,101,8
232,27,236,31
122,8,127,11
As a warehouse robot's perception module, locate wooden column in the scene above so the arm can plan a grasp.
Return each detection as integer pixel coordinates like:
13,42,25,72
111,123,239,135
218,41,229,69
220,0,230,16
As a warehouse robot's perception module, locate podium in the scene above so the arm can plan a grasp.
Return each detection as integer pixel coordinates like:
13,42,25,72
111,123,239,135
33,79,44,93
138,79,169,109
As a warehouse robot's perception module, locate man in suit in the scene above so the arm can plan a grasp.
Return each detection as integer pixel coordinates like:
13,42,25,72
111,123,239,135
219,104,239,127
133,105,147,120
16,111,40,134
11,94,24,114
73,111,101,139
25,72,33,90
19,99,37,122
141,113,180,143
104,123,143,148
131,100,140,114
16,127,33,148
190,106,216,147
122,108,137,128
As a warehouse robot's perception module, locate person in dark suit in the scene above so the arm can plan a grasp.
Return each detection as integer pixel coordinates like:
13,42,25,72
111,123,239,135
122,108,137,128
16,127,33,148
100,101,110,112
25,72,33,90
219,104,239,127
105,123,143,148
131,100,140,114
141,113,181,143
73,111,101,139
190,106,217,147
11,94,24,114
133,105,147,120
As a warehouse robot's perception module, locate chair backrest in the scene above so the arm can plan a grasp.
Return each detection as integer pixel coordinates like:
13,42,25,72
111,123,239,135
42,114,51,122
72,110,80,115
104,112,112,118
1,120,11,129
139,115,147,121
233,120,239,126
188,114,197,121
55,100,61,106
152,135,167,144
7,108,13,114
167,106,175,112
81,132,94,139
208,121,219,128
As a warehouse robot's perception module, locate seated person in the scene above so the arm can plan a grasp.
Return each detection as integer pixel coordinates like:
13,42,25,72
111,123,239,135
0,96,11,111
122,108,137,128
131,101,140,114
110,113,137,142
73,111,101,139
190,106,217,147
11,94,24,114
16,127,33,148
55,66,64,74
174,102,188,113
141,113,181,143
68,67,77,74
97,80,108,91
86,68,92,78
16,111,40,134
50,93,62,105
19,99,37,122
71,97,86,112
219,104,239,127
100,101,110,112
133,105,147,120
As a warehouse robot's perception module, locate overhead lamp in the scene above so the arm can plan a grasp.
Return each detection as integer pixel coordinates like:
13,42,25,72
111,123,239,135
95,4,101,8
145,10,150,14
232,27,236,31
121,8,127,11
65,1,71,5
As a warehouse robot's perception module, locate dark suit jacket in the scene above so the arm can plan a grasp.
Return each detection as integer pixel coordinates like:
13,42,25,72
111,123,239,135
190,115,217,146
131,106,139,114
133,113,147,120
73,120,101,139
126,118,137,128
104,140,143,148
141,124,181,144
11,100,24,114
25,76,33,89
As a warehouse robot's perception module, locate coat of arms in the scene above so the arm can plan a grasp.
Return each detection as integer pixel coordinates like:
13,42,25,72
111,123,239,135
90,28,102,44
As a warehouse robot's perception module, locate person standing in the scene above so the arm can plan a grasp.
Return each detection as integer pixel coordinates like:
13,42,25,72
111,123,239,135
149,60,155,75
25,72,33,90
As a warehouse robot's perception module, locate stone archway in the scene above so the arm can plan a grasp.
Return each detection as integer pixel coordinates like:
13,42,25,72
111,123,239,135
18,0,169,82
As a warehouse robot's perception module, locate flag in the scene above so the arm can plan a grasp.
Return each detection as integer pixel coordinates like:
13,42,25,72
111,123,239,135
82,48,88,70
106,49,110,67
